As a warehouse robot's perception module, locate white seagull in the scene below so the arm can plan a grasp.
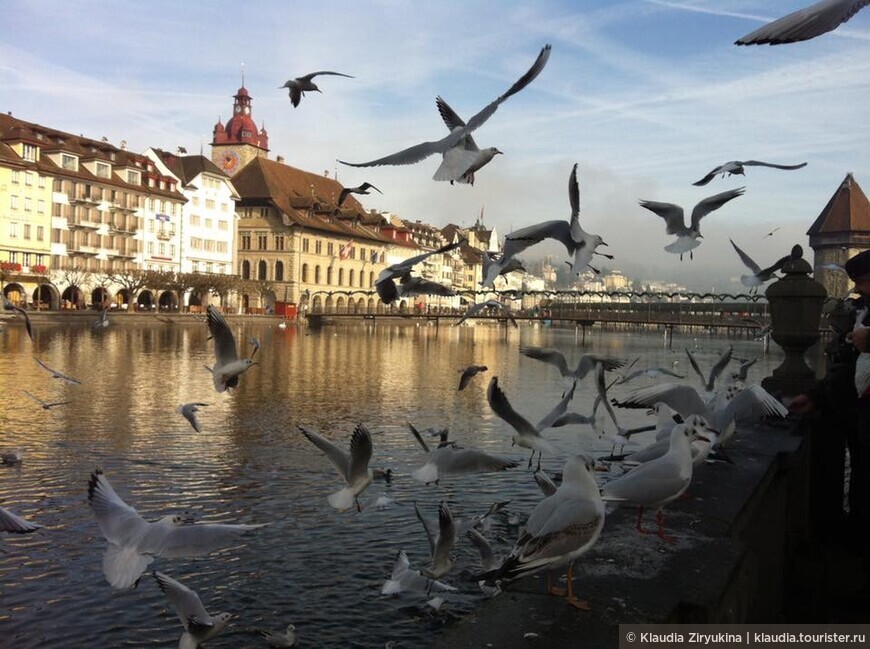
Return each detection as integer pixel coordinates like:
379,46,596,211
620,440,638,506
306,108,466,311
730,239,790,293
735,0,870,45
566,163,611,275
481,453,605,609
204,305,256,393
22,389,71,410
280,71,354,107
600,419,711,542
639,188,745,260
177,403,209,433
433,96,502,184
34,357,82,385
339,45,551,178
298,424,373,512
153,571,233,649
92,307,110,331
692,160,807,186
375,239,463,304
0,504,43,534
519,346,624,392
685,346,733,393
457,365,488,391
260,624,298,647
414,501,456,579
381,549,457,596
88,468,268,589
456,300,517,327
4,299,33,340
408,422,517,484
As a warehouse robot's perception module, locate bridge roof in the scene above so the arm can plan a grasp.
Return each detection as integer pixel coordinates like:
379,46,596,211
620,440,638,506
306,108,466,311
807,173,870,236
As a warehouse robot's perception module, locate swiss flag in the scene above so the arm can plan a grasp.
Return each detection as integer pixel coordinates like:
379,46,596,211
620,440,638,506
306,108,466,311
339,240,354,260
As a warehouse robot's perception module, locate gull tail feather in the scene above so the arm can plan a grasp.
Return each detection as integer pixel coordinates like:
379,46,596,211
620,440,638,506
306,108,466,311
102,543,153,589
328,487,357,512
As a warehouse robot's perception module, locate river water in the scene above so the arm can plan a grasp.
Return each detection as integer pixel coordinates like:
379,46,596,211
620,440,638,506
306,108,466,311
0,317,800,647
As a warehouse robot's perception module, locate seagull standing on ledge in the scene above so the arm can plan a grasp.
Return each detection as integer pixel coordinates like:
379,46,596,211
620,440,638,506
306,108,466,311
639,188,745,260
338,45,551,180
280,71,354,107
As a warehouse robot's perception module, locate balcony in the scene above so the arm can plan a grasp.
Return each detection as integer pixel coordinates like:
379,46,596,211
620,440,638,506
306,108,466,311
156,229,176,240
109,220,137,234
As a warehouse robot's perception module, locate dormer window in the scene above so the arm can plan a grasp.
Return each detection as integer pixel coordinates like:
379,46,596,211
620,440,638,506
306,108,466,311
126,169,140,185
95,162,111,179
22,144,38,162
61,154,78,171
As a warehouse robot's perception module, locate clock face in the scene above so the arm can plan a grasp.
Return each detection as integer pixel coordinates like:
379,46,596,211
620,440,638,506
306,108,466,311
221,149,241,174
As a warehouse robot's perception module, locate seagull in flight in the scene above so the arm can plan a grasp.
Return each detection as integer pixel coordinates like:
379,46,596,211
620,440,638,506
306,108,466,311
639,188,745,260
730,239,790,293
763,227,781,238
1,505,43,534
153,571,234,648
457,365,488,391
34,358,82,385
407,422,517,484
205,305,257,393
692,160,807,186
338,45,551,178
3,299,33,340
88,468,268,589
414,501,456,579
298,424,373,512
519,346,624,392
338,182,382,207
177,402,209,433
685,346,733,393
92,306,109,331
432,96,502,185
456,300,517,327
735,0,870,46
375,239,464,304
280,71,354,107
22,389,71,410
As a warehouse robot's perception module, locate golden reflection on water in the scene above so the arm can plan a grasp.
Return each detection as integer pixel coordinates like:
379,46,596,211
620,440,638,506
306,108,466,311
0,317,788,647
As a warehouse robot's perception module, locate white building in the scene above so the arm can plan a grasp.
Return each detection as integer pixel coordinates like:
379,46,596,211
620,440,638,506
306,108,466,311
144,148,238,277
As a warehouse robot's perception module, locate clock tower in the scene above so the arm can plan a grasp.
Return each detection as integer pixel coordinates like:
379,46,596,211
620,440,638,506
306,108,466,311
211,84,269,176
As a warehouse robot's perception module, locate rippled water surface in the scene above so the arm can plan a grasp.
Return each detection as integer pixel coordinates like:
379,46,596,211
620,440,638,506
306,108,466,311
0,317,789,647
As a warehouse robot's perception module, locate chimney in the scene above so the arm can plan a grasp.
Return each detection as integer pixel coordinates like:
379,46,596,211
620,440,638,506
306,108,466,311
276,155,285,164
323,169,329,177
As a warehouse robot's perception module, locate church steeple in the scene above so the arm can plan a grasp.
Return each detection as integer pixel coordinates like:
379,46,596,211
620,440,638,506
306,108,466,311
211,81,269,176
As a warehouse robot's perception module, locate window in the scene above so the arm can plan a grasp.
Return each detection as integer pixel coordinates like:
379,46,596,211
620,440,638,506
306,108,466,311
22,144,38,162
23,224,31,239
349,269,355,286
302,263,309,282
191,214,201,226
38,176,46,189
257,234,267,250
126,169,140,184
95,162,111,178
258,260,267,280
25,172,34,185
326,266,333,285
148,242,154,254
61,154,78,171
241,234,251,250
24,198,32,212
338,268,344,286
37,226,44,241
159,243,166,256
10,170,19,183
217,242,227,253
221,203,228,213
315,241,322,255
275,261,284,281
205,218,212,228
192,196,200,207
359,247,365,261
327,242,334,257
205,199,215,210
302,238,309,252
218,220,228,231
314,265,321,283
10,195,18,210
38,200,45,214
191,238,201,250
275,235,284,251
259,207,268,218
242,260,251,279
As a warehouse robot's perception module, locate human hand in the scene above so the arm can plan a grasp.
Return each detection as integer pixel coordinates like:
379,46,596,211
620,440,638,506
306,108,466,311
787,394,815,416
846,327,870,352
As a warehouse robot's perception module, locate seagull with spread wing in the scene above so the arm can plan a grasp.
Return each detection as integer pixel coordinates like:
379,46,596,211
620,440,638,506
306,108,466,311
519,345,624,393
414,501,456,579
34,357,81,385
730,239,790,293
204,305,257,393
685,346,733,393
87,468,268,589
338,45,551,180
456,300,517,327
4,298,33,340
338,181,382,207
693,160,807,186
375,239,463,304
298,424,373,512
735,0,869,46
457,364,488,391
433,96,502,185
22,389,71,410
280,71,354,107
639,188,745,260
177,402,209,433
153,571,233,649
408,422,517,484
1,505,43,534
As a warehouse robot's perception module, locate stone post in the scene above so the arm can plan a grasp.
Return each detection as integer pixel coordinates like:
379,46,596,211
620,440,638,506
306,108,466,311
761,246,827,397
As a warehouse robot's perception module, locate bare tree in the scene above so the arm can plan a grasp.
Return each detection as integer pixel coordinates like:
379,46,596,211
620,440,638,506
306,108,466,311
105,269,149,311
57,263,93,308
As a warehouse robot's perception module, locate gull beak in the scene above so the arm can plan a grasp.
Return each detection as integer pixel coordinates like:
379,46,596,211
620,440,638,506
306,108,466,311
695,435,711,443
600,241,609,247
645,408,655,416
495,149,503,155
697,234,704,239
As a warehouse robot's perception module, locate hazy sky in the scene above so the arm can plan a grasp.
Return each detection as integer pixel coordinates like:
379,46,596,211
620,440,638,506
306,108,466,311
3,1,870,290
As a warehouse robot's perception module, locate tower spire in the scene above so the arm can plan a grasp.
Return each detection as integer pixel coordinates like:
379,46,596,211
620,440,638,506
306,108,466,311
241,62,245,87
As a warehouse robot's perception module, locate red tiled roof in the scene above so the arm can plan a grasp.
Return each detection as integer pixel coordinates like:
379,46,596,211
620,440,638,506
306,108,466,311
807,173,870,235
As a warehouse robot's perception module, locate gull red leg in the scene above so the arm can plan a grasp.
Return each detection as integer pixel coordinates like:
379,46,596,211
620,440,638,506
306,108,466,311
656,509,675,544
635,505,652,534
565,563,590,610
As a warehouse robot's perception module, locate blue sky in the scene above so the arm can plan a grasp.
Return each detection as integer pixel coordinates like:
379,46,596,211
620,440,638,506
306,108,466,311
3,0,870,290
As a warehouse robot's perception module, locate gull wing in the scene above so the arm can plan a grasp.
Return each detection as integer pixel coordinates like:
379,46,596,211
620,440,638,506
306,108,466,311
398,277,456,298
735,1,869,45
742,160,808,171
154,571,214,631
206,305,239,365
534,469,559,497
612,381,708,418
685,349,707,390
692,164,726,186
347,424,373,484
87,469,149,546
0,505,42,533
413,502,436,557
502,220,574,259
730,239,762,275
713,384,788,431
467,529,498,571
436,447,517,474
639,199,688,235
689,187,745,231
407,422,430,453
568,163,580,219
487,376,539,437
34,357,82,384
6,302,33,340
301,70,354,81
536,381,576,431
145,521,267,559
431,501,455,571
707,346,734,391
436,96,479,152
519,346,570,377
298,426,349,480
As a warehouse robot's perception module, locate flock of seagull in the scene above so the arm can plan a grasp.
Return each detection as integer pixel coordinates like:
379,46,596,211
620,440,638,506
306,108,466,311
3,2,865,644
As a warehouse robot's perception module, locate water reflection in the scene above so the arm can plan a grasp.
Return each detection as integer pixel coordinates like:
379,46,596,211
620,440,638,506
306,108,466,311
0,319,801,647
